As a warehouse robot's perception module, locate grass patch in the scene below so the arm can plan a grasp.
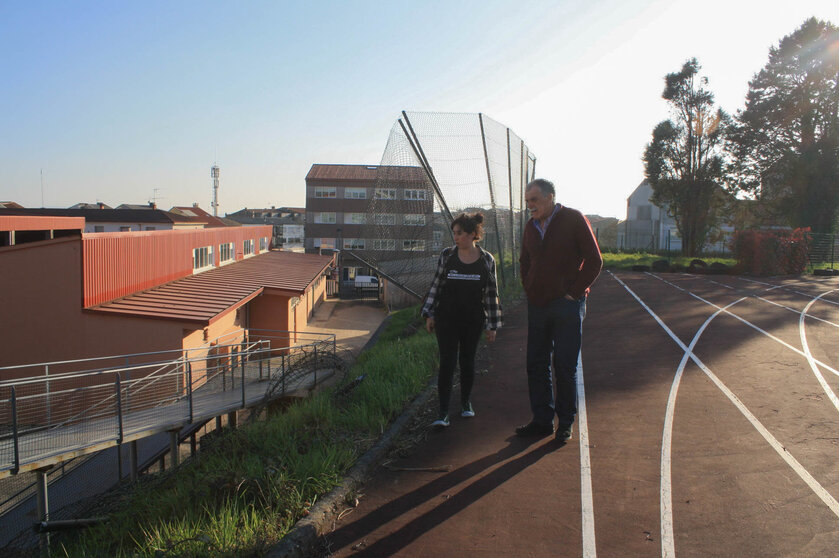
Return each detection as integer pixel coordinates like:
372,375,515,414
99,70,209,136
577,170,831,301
59,306,437,557
602,252,736,270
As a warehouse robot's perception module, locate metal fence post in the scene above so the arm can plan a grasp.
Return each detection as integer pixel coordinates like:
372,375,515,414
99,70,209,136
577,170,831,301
313,345,318,387
241,353,246,409
115,375,123,445
11,386,20,474
45,364,51,426
187,362,193,424
282,354,286,395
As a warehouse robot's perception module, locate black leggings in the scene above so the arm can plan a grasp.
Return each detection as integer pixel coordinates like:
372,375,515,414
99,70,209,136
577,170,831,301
434,317,484,415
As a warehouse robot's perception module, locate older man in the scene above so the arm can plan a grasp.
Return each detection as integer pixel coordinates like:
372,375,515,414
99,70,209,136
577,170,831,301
516,178,603,442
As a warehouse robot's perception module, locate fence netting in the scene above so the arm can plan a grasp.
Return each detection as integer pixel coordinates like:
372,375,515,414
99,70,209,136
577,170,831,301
357,111,536,298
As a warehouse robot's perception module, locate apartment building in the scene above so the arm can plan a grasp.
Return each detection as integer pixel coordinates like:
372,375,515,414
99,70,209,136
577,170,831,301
304,164,433,280
226,206,305,250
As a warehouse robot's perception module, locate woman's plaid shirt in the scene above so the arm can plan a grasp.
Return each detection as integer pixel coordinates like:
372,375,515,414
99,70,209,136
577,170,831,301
420,246,503,330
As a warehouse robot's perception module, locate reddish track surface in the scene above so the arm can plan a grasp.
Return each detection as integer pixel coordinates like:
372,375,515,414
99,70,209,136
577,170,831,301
319,272,839,557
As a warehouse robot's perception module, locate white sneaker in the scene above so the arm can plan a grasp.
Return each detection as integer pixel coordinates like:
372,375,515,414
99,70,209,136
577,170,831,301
431,415,450,428
461,402,475,418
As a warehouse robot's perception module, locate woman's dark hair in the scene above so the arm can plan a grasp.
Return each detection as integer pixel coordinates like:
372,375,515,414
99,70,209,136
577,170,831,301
451,212,484,241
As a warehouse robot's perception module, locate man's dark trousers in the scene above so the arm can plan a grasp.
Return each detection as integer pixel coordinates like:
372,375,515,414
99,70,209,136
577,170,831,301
526,296,586,428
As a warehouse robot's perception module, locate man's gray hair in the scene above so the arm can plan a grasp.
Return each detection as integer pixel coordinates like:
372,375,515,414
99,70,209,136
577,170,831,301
526,178,555,197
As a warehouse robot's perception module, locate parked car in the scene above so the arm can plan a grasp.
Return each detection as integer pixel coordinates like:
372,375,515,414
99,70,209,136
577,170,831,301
354,275,379,289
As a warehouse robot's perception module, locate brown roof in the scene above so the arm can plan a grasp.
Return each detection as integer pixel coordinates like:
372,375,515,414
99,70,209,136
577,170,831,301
170,206,239,228
306,164,425,182
0,207,191,224
86,251,334,324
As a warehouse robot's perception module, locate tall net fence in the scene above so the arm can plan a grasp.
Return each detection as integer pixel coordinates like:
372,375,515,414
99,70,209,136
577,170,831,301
356,111,536,299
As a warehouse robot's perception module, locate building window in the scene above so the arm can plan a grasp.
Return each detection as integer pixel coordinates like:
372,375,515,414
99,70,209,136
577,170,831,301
402,239,426,251
259,237,269,251
345,213,367,225
637,205,652,220
243,239,255,257
219,242,234,264
119,226,131,232
93,225,105,232
319,238,335,249
343,238,366,250
433,230,443,251
404,189,427,201
193,245,215,271
344,187,367,199
373,213,396,225
314,187,336,198
145,226,156,231
373,239,396,250
314,212,336,224
374,188,397,200
403,214,426,226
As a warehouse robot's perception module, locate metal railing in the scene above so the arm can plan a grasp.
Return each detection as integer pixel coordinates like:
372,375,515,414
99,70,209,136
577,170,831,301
0,330,336,478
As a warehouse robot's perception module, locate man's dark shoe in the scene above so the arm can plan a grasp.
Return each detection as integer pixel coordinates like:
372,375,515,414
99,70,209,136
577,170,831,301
515,421,554,437
556,423,573,442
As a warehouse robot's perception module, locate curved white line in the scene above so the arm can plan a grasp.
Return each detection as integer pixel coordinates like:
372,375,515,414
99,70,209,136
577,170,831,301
609,271,839,557
577,356,596,557
686,275,839,330
647,273,839,379
799,291,839,413
738,277,839,308
660,298,745,558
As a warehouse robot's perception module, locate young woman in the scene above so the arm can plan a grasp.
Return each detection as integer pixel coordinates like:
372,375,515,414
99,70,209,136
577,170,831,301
421,212,502,427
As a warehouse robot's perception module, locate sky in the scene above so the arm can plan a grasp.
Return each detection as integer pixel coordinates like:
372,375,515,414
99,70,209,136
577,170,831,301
2,0,839,219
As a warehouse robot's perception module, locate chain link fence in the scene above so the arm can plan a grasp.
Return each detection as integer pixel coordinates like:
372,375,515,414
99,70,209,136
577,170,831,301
355,111,535,300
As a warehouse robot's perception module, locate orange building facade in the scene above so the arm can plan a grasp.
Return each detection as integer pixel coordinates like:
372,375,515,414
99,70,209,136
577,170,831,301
0,216,333,379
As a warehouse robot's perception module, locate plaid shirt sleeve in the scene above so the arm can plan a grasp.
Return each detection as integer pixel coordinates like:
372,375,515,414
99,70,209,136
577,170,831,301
482,250,503,330
421,248,450,319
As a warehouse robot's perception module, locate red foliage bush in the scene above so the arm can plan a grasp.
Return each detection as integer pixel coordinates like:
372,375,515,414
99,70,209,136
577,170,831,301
731,228,810,276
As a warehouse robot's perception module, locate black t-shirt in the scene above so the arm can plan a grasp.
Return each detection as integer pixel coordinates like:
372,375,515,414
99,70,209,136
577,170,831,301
436,252,488,324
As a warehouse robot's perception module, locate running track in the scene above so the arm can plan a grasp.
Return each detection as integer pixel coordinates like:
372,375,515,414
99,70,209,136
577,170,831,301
322,272,839,557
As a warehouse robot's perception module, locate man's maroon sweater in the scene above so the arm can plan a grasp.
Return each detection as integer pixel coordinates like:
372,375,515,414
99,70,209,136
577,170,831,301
520,205,603,306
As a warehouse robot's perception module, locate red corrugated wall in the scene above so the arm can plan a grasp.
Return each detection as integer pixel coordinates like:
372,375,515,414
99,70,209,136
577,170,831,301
82,226,273,307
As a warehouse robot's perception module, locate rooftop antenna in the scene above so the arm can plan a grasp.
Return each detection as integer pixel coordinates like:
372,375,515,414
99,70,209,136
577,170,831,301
211,164,220,217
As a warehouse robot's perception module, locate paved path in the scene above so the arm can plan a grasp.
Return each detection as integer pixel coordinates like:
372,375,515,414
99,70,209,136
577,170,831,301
320,272,839,557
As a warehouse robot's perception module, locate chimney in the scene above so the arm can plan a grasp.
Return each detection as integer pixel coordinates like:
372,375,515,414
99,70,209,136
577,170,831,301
149,201,157,209
98,202,105,210
193,202,199,207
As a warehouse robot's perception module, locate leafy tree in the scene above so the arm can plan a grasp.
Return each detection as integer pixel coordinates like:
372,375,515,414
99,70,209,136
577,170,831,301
644,58,730,256
729,17,839,234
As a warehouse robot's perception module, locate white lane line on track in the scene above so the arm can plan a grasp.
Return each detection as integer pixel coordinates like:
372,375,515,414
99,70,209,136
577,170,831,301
609,272,839,558
646,273,839,379
577,355,596,558
681,274,839,330
609,272,744,557
799,291,839,413
660,298,747,558
738,276,839,307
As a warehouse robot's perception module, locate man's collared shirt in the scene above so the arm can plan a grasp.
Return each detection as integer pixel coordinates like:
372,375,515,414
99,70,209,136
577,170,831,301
534,203,561,239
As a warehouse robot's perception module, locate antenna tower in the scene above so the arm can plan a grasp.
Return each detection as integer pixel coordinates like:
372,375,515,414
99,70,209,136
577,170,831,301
210,164,220,216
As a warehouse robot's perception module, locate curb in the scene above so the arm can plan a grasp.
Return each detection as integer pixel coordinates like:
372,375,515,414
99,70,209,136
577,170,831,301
265,382,434,558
